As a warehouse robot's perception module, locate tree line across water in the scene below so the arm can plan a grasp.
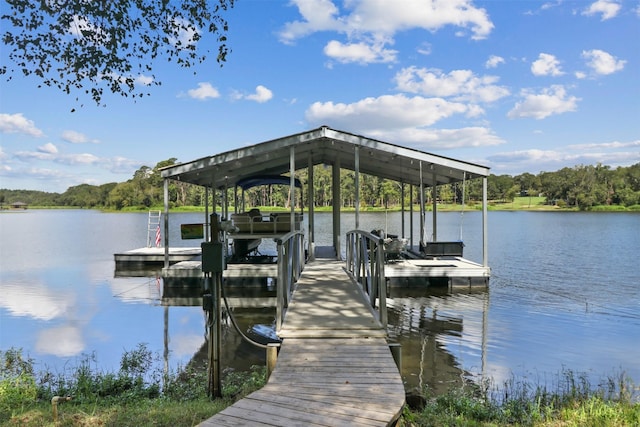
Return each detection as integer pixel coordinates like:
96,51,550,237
1,159,639,211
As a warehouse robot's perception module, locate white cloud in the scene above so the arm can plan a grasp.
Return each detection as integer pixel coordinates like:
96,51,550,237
68,14,107,40
485,55,505,68
489,148,562,164
0,113,45,137
306,94,471,130
531,53,564,76
582,0,621,20
582,49,626,75
245,85,274,103
135,74,154,86
324,40,397,64
0,164,79,187
14,148,99,165
394,67,509,103
62,130,99,144
233,85,274,103
187,82,220,100
524,0,563,15
508,85,579,119
58,153,100,165
416,42,432,56
169,17,201,49
14,150,52,161
38,143,58,154
279,0,343,43
568,139,640,150
304,94,503,149
541,1,563,11
280,0,494,64
487,143,640,173
106,156,143,174
371,126,505,150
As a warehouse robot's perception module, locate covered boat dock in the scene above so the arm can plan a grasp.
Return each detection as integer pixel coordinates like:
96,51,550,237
158,126,490,286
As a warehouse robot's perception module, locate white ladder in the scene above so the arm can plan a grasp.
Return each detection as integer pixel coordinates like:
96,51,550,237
147,210,162,247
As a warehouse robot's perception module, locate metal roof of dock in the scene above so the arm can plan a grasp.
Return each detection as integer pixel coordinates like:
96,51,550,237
160,126,490,188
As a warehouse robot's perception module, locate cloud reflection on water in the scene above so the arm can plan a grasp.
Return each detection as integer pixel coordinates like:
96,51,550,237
36,325,84,357
0,278,76,321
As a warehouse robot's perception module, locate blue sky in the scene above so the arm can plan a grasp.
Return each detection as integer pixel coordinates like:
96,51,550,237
1,0,639,193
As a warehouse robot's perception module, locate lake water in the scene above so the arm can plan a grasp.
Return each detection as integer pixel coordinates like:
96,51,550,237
1,209,638,394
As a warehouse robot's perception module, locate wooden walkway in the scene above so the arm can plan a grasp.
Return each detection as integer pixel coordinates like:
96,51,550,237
199,260,405,426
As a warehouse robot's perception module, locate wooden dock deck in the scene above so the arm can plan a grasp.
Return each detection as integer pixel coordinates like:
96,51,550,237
199,260,405,426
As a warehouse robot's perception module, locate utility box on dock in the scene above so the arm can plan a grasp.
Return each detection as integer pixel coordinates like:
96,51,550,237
201,242,223,273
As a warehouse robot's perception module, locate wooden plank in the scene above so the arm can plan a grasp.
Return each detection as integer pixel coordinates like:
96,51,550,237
198,413,274,426
218,405,329,427
231,397,385,427
269,384,404,409
270,388,405,407
247,390,394,422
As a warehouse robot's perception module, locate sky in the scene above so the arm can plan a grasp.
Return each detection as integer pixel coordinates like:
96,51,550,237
1,0,639,193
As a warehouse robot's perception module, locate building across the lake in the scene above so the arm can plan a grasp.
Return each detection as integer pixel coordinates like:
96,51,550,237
1,201,29,210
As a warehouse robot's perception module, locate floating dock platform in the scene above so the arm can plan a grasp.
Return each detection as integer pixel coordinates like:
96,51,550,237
114,246,201,264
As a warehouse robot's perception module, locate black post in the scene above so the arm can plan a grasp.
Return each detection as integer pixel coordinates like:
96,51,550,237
202,213,223,398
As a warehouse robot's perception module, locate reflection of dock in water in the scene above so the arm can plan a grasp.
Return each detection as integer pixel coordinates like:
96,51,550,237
387,287,489,394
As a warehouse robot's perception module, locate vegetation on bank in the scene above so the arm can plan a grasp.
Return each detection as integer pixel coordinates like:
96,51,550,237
1,160,639,212
2,346,638,426
0,345,265,426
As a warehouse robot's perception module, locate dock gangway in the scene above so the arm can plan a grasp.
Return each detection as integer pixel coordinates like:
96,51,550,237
200,230,405,426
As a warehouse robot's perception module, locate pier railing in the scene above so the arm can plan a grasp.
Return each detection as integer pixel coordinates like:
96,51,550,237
275,230,305,332
345,230,388,327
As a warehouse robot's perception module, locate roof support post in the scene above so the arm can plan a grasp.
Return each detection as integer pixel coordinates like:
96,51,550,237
482,176,489,267
419,162,425,248
401,182,405,238
212,180,217,215
163,178,169,269
332,157,341,259
432,172,438,242
223,180,228,220
205,186,210,242
289,146,295,231
233,185,236,214
354,145,360,230
308,152,315,261
409,184,414,249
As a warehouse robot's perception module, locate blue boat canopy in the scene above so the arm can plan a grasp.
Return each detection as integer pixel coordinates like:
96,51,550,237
236,175,302,191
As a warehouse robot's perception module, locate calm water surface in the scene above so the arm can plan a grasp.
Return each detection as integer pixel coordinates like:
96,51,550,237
1,209,638,392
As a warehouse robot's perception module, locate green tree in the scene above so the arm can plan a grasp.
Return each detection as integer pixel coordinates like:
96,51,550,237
61,183,101,207
2,1,235,106
487,174,515,202
381,180,400,209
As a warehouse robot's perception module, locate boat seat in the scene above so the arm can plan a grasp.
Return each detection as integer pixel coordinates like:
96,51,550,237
422,241,464,257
